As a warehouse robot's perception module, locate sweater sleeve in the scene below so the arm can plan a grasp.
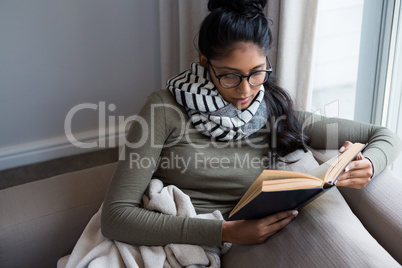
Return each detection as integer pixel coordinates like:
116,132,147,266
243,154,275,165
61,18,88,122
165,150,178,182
101,92,223,247
297,111,402,177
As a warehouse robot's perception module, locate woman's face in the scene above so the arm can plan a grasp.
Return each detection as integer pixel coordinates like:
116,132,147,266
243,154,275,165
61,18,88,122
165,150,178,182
200,42,267,110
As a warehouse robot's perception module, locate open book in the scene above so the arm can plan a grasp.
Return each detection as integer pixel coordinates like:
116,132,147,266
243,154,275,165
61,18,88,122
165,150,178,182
228,143,367,221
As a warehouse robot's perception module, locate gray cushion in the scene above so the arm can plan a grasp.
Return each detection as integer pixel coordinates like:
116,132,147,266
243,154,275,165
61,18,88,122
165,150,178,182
0,163,116,268
313,149,402,263
338,168,402,264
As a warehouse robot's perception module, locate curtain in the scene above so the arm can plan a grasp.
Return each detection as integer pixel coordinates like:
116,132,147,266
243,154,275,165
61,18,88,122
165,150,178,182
158,0,209,89
158,0,319,110
267,0,319,110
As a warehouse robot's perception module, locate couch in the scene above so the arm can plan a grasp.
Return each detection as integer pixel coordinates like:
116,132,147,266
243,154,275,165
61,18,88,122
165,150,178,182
1,150,401,268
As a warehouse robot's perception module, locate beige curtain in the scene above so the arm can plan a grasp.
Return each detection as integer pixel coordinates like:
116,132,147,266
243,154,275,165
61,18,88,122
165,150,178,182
158,0,209,89
267,0,319,110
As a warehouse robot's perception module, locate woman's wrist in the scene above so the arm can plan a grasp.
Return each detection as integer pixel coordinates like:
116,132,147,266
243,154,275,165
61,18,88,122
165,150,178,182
365,156,375,178
221,220,234,243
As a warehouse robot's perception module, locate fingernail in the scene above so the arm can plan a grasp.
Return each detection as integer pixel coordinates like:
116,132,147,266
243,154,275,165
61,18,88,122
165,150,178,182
292,211,299,217
344,166,349,172
339,146,345,152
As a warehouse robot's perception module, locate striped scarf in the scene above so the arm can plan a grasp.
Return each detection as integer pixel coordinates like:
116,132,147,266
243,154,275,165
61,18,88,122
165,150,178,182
166,63,268,141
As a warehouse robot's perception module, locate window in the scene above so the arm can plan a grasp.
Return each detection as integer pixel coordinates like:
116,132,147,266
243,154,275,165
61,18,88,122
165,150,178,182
355,0,402,174
380,0,402,174
311,0,364,119
312,0,402,175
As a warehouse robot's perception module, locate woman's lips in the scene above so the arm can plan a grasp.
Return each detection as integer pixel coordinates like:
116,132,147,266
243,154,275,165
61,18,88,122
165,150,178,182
234,97,251,104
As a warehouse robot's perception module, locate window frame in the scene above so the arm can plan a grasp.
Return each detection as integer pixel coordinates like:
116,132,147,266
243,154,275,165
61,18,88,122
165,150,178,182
354,0,399,125
355,0,402,174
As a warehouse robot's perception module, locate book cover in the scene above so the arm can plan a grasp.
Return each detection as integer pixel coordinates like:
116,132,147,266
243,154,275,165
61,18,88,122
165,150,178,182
227,143,366,221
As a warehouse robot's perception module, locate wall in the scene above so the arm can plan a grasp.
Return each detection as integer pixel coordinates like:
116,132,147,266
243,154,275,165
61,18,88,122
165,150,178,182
0,0,161,170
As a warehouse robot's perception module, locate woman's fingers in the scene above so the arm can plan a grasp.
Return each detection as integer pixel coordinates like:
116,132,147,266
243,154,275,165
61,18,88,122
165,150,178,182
337,158,373,189
262,210,298,225
343,158,372,173
339,141,363,160
264,211,298,232
336,175,371,188
337,141,373,189
256,210,298,242
221,210,298,244
339,141,353,153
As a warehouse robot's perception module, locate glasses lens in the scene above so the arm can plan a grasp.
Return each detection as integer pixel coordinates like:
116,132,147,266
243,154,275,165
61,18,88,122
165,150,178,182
249,71,269,86
220,74,241,88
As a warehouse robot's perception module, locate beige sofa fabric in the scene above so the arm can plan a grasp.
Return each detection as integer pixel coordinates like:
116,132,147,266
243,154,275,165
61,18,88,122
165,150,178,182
0,163,116,268
339,169,402,264
313,149,402,264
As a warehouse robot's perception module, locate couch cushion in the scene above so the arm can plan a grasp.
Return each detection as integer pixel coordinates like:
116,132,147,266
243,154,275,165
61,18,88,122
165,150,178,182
0,162,116,268
338,168,402,264
313,149,402,263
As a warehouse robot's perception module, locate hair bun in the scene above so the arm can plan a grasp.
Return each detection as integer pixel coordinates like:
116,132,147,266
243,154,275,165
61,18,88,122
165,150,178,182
208,0,267,14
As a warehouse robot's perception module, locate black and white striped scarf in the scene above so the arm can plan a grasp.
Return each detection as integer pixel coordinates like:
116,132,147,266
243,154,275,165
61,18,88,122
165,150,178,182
166,63,268,141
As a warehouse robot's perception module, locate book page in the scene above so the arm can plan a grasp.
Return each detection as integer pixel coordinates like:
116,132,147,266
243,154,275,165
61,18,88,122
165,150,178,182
262,178,323,191
308,154,340,181
308,143,366,184
324,143,366,182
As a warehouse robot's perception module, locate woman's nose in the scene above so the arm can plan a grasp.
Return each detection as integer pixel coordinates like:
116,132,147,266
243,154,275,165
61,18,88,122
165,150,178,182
236,78,251,93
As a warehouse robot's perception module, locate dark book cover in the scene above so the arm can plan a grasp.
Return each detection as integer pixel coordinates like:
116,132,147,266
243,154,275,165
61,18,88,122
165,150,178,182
227,186,333,221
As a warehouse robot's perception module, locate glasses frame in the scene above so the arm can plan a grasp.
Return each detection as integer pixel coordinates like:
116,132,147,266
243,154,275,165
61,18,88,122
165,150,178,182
207,57,272,89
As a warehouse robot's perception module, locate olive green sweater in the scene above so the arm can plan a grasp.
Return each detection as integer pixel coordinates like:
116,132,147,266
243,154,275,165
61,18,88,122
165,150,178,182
101,90,401,247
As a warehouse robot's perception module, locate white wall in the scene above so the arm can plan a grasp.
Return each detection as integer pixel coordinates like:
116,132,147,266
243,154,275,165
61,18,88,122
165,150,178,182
0,0,161,170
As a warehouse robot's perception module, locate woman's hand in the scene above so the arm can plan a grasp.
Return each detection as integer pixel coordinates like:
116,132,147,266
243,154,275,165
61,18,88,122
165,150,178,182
336,141,373,189
221,210,298,244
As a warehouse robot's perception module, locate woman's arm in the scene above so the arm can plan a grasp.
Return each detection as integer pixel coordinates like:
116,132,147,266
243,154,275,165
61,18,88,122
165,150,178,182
297,111,402,178
100,92,223,247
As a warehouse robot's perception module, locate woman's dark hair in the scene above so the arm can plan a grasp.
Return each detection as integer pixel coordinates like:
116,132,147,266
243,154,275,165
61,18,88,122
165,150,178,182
199,0,271,59
199,0,309,159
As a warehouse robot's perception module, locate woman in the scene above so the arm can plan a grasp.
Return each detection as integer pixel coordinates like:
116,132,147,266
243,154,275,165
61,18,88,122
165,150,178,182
101,0,401,265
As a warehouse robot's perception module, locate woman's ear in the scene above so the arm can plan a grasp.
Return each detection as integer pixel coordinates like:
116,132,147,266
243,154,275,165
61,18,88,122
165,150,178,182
199,53,208,68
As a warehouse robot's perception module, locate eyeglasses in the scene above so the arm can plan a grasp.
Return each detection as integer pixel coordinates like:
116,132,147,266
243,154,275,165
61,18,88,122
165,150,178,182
208,57,272,89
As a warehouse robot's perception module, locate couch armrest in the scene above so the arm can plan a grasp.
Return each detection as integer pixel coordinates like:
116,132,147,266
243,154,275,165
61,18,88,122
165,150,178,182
338,169,402,264
0,162,116,268
311,148,402,264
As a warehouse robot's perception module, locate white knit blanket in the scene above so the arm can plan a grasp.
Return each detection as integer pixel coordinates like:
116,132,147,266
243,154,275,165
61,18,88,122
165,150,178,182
57,179,231,268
